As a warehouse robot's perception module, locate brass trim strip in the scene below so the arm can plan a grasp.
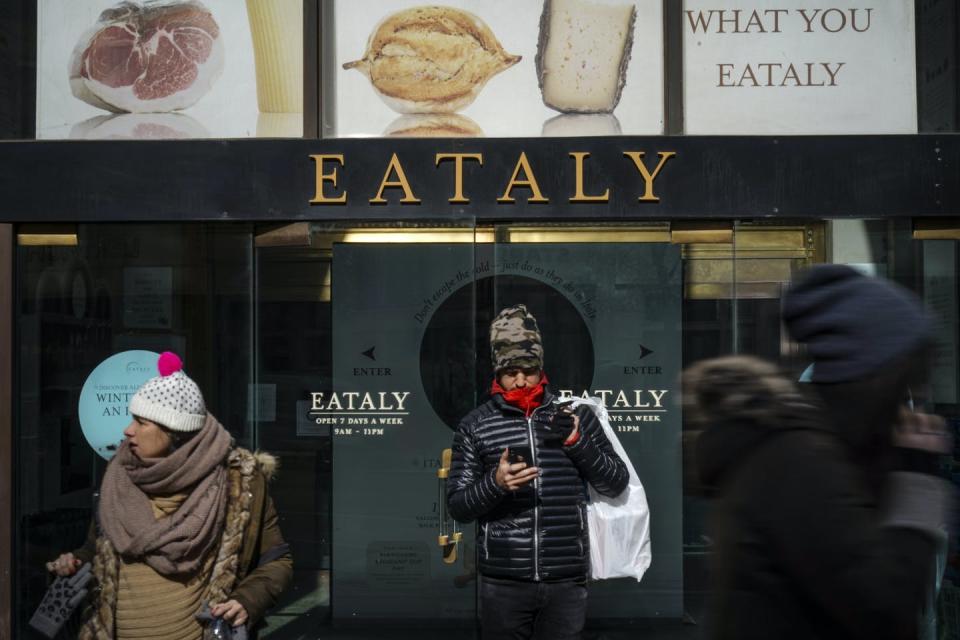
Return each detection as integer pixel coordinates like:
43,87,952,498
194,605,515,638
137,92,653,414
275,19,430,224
505,228,670,243
686,282,786,300
337,229,495,244
912,217,960,240
670,220,733,244
318,227,669,246
684,248,809,259
16,234,79,247
913,229,960,240
256,223,818,255
16,225,78,246
671,229,734,244
256,225,492,249
735,228,808,250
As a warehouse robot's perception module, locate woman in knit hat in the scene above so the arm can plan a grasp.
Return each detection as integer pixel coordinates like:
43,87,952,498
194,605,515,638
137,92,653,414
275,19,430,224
47,352,292,639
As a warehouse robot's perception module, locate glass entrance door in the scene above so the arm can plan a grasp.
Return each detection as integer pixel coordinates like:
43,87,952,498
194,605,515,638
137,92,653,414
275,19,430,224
251,220,830,637
253,222,484,634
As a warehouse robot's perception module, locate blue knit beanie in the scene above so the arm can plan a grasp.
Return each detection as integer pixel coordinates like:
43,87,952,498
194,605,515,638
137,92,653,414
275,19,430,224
783,265,932,383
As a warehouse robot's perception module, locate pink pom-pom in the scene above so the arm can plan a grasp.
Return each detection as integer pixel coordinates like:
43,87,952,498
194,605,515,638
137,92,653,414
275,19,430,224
158,352,183,377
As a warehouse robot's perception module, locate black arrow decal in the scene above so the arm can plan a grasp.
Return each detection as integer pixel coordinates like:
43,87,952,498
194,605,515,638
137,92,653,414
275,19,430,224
639,344,654,360
362,346,376,361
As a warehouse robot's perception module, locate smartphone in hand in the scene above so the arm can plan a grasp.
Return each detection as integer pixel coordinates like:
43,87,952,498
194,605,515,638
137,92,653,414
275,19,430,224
507,445,534,465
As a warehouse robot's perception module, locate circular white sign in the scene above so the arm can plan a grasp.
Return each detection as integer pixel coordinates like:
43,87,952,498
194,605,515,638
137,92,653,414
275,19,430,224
78,350,159,460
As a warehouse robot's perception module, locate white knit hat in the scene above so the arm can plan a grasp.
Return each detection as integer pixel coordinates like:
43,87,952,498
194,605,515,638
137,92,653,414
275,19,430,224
128,352,206,432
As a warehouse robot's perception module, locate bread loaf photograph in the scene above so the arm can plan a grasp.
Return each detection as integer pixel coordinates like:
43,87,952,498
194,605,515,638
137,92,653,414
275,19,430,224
334,0,663,137
343,6,521,114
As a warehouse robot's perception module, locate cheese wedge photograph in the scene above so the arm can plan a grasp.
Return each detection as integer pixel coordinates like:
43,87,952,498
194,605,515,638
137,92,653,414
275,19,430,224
334,0,664,137
536,0,637,114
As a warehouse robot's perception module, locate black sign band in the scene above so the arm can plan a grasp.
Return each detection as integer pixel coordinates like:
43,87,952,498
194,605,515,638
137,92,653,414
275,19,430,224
1,136,953,222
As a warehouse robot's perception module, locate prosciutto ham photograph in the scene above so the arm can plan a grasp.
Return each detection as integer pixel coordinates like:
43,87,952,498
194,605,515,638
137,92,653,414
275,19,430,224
36,0,303,139
68,1,225,114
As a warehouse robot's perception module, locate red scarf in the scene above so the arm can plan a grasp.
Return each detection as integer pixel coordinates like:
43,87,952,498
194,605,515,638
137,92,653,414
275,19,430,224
491,373,548,416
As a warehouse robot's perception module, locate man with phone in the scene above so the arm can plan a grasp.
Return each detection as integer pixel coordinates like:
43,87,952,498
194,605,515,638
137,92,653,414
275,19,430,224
447,304,628,640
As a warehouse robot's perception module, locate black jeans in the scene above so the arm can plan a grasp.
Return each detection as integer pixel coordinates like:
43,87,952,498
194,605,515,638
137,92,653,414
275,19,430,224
479,576,588,640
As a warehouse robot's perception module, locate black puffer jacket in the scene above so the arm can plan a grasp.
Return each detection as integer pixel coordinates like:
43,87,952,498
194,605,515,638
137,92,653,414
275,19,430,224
447,389,629,581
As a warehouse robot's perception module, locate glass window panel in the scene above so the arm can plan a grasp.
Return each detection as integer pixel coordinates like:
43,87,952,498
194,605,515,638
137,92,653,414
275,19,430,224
14,222,254,633
12,218,960,638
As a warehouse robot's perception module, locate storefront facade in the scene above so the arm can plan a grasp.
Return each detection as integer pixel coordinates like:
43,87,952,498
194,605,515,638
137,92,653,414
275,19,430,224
2,1,960,638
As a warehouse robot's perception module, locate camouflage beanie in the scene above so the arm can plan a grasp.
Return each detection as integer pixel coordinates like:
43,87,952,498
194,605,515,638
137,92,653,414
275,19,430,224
489,304,543,372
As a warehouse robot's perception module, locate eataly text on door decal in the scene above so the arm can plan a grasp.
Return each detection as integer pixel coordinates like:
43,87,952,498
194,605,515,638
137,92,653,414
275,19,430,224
308,151,676,206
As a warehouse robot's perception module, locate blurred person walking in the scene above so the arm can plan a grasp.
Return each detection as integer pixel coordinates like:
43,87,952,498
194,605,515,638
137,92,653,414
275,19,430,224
47,352,292,639
685,265,953,640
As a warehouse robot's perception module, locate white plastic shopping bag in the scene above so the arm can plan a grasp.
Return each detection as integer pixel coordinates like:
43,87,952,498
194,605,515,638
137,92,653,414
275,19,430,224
571,397,652,581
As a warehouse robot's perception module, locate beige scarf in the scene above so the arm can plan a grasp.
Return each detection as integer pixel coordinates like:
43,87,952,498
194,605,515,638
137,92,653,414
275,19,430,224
98,414,232,576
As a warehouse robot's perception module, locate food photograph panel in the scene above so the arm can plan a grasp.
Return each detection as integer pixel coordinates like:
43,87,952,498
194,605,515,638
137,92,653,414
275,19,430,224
36,0,304,140
332,0,665,138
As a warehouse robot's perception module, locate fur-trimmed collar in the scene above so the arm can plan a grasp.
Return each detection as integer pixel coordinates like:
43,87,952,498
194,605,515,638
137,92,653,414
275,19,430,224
228,447,279,480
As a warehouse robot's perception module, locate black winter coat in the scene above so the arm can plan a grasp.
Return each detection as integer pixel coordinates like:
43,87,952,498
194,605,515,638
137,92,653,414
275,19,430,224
447,389,629,582
696,378,942,640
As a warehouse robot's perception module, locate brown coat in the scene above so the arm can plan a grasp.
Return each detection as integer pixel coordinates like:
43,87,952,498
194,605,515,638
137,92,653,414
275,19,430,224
74,448,293,638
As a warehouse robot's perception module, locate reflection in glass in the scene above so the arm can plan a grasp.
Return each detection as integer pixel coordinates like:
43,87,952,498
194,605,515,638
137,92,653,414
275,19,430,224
542,113,622,137
256,113,303,138
69,113,210,140
384,114,484,138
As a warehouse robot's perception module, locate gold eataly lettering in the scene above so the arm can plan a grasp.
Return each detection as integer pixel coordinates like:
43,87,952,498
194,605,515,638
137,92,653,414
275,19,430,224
309,149,677,207
569,152,610,203
309,154,347,204
436,153,484,204
624,151,676,202
497,152,549,204
370,153,421,204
